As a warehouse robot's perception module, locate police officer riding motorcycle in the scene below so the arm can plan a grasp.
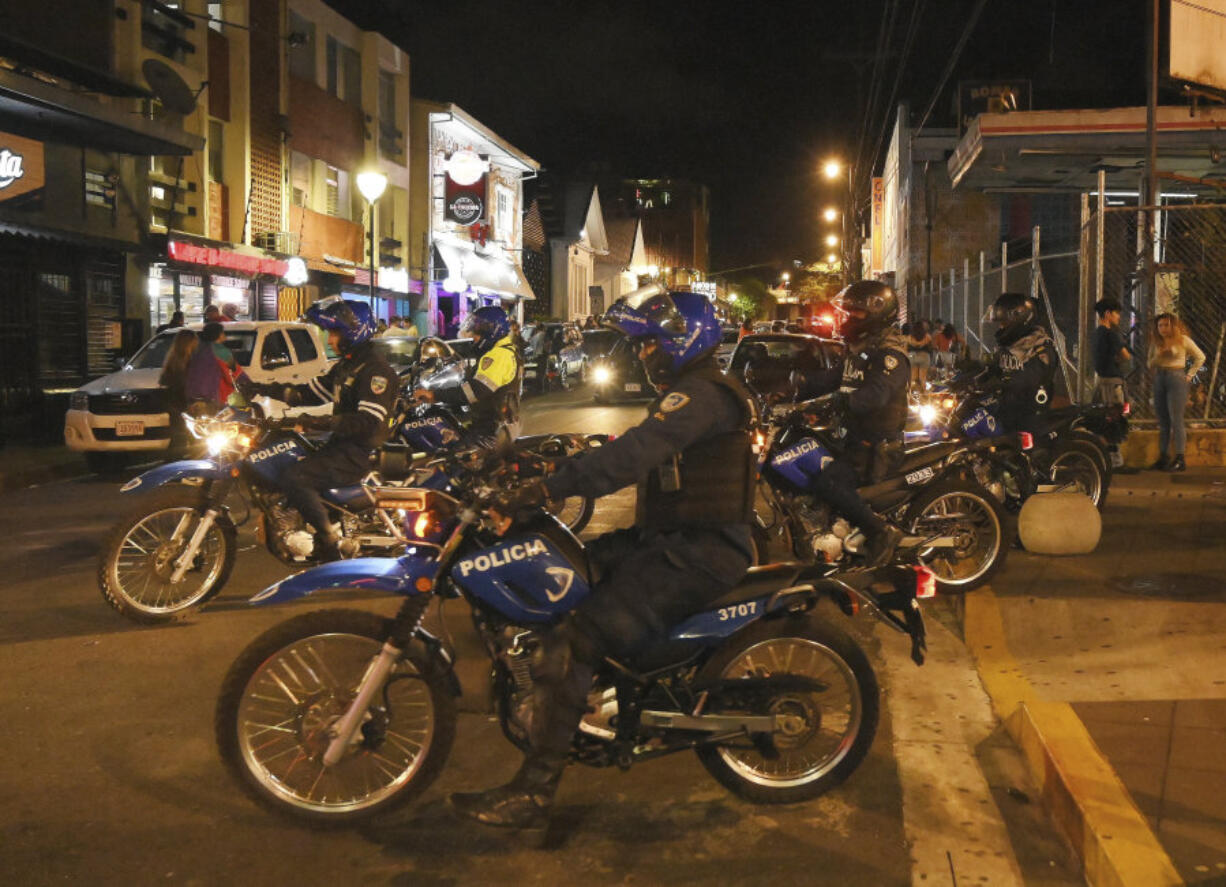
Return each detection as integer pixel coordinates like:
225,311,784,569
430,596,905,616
983,292,1057,432
237,297,397,561
799,280,908,568
448,288,757,835
413,305,523,449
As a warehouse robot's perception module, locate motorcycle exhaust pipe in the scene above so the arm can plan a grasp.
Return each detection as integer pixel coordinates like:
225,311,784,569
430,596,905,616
640,710,776,734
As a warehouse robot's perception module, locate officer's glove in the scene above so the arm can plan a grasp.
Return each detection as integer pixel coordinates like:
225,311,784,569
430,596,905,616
492,480,548,517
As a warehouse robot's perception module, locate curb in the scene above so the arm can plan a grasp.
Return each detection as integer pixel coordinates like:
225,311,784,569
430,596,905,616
963,589,1183,887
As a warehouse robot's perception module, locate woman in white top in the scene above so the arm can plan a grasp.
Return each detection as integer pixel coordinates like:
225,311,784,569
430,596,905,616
1147,312,1205,471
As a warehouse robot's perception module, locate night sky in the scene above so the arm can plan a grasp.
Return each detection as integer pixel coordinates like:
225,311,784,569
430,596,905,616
330,0,1148,272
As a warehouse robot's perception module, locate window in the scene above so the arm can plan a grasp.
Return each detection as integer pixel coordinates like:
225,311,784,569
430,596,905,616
378,71,400,157
208,1,224,32
287,329,318,363
290,151,311,208
495,184,514,242
325,165,350,219
326,36,361,107
288,11,315,81
260,331,292,369
208,120,224,182
142,1,196,64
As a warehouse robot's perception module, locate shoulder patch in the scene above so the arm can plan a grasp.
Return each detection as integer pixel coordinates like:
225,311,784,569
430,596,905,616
883,354,899,371
481,356,494,370
370,375,388,395
659,392,691,412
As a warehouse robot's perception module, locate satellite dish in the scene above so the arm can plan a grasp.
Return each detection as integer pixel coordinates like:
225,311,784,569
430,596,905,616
142,59,198,116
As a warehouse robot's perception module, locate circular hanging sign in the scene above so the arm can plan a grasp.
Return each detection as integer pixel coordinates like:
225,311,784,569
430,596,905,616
448,194,484,225
446,150,487,186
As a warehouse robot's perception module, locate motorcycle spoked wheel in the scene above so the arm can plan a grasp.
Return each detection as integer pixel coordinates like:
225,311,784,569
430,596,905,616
1046,440,1110,510
215,609,456,826
97,486,236,624
545,494,595,535
903,479,1008,592
694,618,879,804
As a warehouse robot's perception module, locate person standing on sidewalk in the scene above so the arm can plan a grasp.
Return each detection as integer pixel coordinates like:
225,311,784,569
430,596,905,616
1093,299,1132,405
1147,312,1205,472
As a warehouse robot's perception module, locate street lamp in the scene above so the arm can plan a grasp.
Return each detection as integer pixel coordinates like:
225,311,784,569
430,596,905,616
781,272,791,283
825,234,839,247
822,159,842,180
356,169,388,307
823,206,838,222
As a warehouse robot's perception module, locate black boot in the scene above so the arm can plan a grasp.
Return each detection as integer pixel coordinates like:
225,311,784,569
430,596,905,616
449,754,565,843
1168,454,1186,472
1150,454,1169,471
862,524,904,569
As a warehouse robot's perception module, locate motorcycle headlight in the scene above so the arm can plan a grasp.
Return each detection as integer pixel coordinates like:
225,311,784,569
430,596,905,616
204,423,254,457
919,404,937,426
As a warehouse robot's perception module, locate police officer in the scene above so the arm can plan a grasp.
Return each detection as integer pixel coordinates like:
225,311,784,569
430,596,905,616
807,280,908,567
449,290,756,838
413,306,522,448
984,292,1057,432
237,297,396,561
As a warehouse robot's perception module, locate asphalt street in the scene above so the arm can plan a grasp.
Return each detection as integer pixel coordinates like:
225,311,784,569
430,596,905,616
0,385,1077,886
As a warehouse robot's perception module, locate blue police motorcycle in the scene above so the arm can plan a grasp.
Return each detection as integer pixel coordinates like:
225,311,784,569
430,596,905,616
97,406,415,624
214,462,934,825
753,394,1011,591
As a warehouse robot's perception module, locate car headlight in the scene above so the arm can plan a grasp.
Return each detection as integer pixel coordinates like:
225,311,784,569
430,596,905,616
919,404,937,426
70,391,89,411
592,365,612,385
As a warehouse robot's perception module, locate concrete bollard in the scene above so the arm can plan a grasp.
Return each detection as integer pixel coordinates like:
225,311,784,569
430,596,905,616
1017,492,1101,555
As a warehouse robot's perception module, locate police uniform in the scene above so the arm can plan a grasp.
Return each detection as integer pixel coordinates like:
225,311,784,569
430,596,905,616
254,341,398,541
989,326,1057,432
432,333,522,444
813,328,910,531
518,356,756,764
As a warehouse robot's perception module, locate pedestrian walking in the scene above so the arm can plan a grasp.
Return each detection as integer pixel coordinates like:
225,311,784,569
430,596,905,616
159,329,198,450
933,323,961,371
1092,299,1132,406
203,304,223,323
1147,312,1205,472
156,310,185,334
906,320,932,389
739,317,753,341
185,322,242,409
220,302,241,323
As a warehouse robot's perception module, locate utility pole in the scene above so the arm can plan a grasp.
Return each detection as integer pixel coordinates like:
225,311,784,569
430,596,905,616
1142,0,1160,321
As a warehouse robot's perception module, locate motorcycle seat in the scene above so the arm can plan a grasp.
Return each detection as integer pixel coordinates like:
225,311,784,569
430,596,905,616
704,562,810,610
895,440,961,475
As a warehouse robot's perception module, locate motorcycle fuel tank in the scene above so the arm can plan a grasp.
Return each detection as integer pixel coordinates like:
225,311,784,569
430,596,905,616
244,434,307,484
399,408,463,452
451,528,591,623
766,435,836,490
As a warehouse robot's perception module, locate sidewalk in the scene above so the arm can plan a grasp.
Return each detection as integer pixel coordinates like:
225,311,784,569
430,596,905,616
962,467,1226,886
0,444,89,494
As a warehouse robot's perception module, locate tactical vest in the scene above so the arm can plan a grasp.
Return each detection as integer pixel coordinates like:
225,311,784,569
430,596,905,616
842,329,910,439
469,340,522,435
636,360,756,531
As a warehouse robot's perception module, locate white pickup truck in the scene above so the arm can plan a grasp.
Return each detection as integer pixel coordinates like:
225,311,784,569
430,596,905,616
64,321,334,473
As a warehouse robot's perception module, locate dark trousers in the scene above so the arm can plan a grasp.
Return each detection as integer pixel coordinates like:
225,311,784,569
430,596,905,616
526,525,752,761
281,440,371,537
812,453,884,535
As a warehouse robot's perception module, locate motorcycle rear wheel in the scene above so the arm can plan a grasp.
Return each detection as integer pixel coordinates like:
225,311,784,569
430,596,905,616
215,609,456,825
1047,440,1110,510
97,486,235,623
694,618,879,804
904,479,1008,591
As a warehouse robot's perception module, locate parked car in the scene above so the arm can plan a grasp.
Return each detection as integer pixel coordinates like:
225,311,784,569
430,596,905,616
589,334,653,402
523,322,586,392
727,332,844,397
716,326,739,369
372,335,420,381
581,328,621,362
64,321,333,473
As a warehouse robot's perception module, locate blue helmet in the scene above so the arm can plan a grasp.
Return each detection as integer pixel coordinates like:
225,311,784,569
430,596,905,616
461,305,510,355
604,290,720,387
304,297,376,350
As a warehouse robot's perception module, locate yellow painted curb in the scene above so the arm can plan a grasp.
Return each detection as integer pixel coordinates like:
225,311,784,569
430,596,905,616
964,589,1183,887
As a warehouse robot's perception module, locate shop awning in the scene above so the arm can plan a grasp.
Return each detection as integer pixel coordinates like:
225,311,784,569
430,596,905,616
0,68,204,156
435,239,535,300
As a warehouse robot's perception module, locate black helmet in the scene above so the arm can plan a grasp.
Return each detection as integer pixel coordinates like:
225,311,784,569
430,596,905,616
836,280,899,342
992,292,1037,347
417,337,455,366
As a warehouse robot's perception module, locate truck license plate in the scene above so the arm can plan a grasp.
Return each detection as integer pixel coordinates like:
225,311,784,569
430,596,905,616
115,421,144,437
624,383,641,392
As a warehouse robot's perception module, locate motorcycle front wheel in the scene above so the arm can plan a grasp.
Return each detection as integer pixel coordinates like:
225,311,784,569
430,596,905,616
215,609,456,826
546,494,595,535
904,479,1008,591
694,618,879,804
97,486,236,624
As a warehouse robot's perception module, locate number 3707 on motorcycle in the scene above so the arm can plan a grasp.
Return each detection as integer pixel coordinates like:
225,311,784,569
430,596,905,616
719,601,758,621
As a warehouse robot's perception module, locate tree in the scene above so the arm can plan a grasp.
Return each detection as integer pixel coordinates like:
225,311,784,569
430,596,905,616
724,275,771,320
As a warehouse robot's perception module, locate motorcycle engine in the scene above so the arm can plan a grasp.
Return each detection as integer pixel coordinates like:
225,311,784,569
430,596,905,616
496,627,539,743
791,498,851,563
269,499,312,559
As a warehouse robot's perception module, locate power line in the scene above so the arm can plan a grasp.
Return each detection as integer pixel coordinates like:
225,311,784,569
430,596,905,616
913,0,989,137
863,0,927,189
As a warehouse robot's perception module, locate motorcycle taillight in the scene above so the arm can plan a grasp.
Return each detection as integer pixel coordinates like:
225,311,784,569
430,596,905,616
1018,431,1034,450
1122,402,1131,416
913,565,937,599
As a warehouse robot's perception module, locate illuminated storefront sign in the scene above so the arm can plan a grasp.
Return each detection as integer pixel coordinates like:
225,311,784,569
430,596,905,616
168,240,288,276
0,131,44,204
690,281,717,299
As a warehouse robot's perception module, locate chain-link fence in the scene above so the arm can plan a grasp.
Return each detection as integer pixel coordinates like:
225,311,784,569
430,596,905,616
1089,203,1226,423
902,202,1226,425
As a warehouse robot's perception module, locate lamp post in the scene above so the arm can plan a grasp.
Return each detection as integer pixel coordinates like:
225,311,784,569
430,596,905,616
356,169,388,309
823,159,855,284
